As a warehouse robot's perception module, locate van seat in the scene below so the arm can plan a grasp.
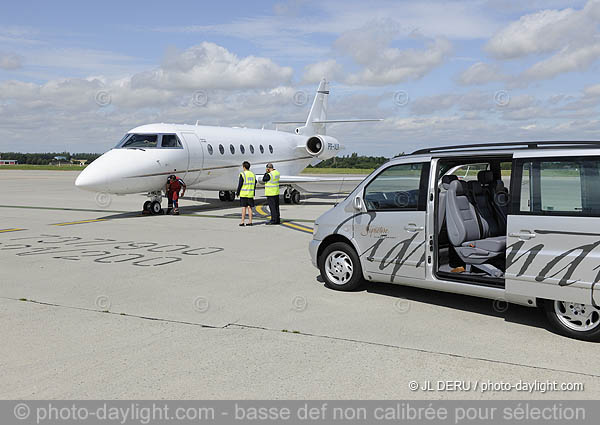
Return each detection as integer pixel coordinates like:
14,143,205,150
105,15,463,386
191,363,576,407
445,179,505,276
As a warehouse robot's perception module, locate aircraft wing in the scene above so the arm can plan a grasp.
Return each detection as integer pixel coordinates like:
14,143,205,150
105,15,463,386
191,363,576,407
278,175,367,183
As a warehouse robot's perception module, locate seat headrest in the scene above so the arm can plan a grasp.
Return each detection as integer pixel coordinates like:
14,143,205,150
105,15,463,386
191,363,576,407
477,170,494,185
449,179,466,196
469,180,484,195
441,174,458,189
494,180,506,191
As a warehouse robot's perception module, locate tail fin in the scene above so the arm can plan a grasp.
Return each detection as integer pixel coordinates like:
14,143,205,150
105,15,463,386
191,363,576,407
301,78,329,135
273,78,382,135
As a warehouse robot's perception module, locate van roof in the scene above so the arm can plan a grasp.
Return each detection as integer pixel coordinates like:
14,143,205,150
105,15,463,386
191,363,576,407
409,140,600,156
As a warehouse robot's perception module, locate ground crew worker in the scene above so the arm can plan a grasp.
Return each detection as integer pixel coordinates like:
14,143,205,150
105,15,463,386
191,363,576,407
166,174,186,215
236,161,256,226
262,162,280,225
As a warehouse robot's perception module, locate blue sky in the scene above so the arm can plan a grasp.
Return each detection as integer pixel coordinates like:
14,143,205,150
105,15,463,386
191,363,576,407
1,0,599,155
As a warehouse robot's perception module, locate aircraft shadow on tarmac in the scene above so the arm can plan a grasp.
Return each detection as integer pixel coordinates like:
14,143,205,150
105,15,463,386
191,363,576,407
315,275,550,332
96,194,343,220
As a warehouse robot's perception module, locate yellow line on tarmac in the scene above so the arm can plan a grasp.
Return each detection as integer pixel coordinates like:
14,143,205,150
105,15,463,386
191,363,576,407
282,222,313,233
255,204,269,218
256,203,313,233
52,219,107,226
0,228,25,233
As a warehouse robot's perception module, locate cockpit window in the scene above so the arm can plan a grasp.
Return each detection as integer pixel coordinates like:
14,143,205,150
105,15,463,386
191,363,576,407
120,134,158,149
161,134,182,148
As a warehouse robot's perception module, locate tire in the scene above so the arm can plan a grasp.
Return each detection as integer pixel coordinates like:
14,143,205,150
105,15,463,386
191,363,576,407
219,191,227,201
143,200,151,211
150,200,162,215
318,242,364,291
228,191,236,201
543,299,600,342
283,190,292,204
291,190,301,204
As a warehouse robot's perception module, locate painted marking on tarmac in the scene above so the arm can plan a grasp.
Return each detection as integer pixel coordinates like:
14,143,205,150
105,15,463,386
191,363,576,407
0,228,26,233
255,204,269,218
255,204,313,234
0,204,127,214
52,219,108,226
281,222,313,234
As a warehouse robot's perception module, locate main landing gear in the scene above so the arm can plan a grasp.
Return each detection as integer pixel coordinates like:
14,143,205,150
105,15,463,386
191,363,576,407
143,191,164,215
283,188,301,204
219,190,236,202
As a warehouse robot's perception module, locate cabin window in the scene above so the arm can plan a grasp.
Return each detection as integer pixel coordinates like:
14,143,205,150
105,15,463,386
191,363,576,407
207,144,213,155
249,145,255,154
161,134,182,148
219,144,225,155
120,134,158,149
230,144,235,154
259,145,264,154
240,144,245,154
269,144,273,154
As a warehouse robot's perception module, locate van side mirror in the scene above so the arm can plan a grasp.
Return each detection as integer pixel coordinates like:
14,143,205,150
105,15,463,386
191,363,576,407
353,196,363,211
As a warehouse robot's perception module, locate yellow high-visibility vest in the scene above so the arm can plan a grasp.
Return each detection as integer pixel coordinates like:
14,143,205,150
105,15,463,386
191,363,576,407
239,170,255,198
265,169,280,196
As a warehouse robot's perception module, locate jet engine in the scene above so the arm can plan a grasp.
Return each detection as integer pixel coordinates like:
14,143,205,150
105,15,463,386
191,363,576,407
304,135,342,159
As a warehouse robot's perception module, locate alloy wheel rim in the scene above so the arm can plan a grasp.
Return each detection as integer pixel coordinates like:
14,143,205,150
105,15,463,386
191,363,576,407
554,300,600,332
325,250,354,286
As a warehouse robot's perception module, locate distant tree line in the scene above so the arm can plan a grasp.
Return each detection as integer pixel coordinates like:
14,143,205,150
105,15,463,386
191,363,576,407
308,152,396,169
0,152,101,165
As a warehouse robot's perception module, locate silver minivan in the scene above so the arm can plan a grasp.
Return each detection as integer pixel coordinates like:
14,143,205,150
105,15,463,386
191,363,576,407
309,141,600,341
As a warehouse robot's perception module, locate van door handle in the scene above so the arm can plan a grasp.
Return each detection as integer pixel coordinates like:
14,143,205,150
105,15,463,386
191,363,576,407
404,223,424,232
509,231,536,240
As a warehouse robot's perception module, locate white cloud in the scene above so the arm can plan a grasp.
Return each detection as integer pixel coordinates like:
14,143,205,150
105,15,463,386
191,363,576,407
302,59,344,83
485,7,584,59
131,42,293,90
484,0,600,82
334,19,453,85
584,83,600,97
410,94,462,115
0,51,23,70
520,43,600,80
456,62,505,85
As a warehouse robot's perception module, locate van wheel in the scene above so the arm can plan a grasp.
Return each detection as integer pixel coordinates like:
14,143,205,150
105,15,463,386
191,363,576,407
543,299,600,342
319,242,363,291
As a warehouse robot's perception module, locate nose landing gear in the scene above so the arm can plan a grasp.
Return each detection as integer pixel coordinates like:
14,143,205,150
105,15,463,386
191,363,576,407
143,192,164,215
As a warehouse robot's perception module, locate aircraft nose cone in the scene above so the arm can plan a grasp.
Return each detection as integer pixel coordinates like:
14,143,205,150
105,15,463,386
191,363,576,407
75,164,107,192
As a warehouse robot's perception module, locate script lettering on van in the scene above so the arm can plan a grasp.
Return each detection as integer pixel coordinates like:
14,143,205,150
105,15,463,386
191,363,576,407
506,230,600,307
334,212,425,283
359,225,389,238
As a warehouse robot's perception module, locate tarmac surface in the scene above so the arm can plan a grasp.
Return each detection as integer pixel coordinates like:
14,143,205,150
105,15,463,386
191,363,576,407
1,170,599,399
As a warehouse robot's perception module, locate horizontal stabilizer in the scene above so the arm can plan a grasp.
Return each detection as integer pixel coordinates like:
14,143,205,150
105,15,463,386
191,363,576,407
313,119,383,124
273,118,382,125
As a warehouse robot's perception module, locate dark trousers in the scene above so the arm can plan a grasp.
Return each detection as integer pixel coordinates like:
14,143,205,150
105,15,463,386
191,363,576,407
267,195,280,223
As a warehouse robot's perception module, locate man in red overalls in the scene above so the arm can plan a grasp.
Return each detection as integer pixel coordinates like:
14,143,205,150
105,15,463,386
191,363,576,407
166,175,186,215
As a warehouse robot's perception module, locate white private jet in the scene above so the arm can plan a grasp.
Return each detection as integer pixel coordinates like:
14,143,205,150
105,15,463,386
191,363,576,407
75,79,381,214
